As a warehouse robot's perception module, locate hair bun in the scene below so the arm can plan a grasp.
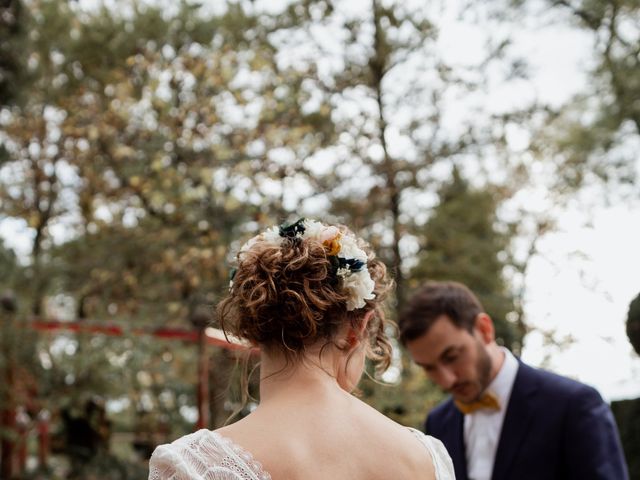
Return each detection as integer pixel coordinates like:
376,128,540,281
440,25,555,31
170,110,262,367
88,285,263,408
217,220,394,371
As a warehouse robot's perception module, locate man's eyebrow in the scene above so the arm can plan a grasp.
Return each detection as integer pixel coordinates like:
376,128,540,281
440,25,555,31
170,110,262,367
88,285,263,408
415,345,458,368
438,345,458,361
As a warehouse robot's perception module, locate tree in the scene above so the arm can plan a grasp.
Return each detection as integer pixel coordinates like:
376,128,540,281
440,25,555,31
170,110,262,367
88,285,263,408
1,0,337,319
0,1,340,456
411,166,521,350
360,167,520,428
259,0,529,310
0,240,20,291
241,0,534,426
506,0,640,194
0,0,28,107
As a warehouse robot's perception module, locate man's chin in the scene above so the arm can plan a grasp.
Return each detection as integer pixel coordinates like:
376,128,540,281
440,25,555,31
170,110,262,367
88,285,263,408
453,394,476,404
451,387,481,404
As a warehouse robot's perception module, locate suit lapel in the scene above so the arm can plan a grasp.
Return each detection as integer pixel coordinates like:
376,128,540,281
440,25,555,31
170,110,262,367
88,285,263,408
491,362,539,480
450,408,468,480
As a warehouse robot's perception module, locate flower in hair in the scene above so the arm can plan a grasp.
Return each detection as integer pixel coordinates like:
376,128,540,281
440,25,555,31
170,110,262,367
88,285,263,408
279,218,306,238
235,218,376,311
323,233,342,256
339,267,376,311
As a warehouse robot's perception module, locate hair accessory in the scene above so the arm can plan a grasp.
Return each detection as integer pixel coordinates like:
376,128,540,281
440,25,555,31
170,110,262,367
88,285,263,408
233,219,375,310
279,218,306,238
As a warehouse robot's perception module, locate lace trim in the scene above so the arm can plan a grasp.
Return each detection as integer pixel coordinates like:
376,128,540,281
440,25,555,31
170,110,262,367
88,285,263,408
407,427,455,480
211,431,272,480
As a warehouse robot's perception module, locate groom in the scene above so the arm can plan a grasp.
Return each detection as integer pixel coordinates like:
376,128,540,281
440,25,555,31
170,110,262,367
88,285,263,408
399,281,628,480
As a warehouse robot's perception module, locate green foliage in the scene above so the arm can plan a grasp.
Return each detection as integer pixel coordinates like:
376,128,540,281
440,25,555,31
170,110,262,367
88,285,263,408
0,240,19,287
0,0,28,106
530,0,640,193
20,451,148,480
411,166,521,350
256,0,493,310
1,0,336,316
627,292,640,356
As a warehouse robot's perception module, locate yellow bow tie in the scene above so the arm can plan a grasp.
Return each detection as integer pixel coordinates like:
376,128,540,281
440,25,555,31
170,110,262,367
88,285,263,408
455,391,501,415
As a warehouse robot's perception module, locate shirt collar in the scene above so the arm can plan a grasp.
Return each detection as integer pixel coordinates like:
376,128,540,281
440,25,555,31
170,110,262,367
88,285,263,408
487,347,519,409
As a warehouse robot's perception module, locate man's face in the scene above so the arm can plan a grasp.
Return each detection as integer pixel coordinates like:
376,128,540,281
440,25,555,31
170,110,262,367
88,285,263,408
406,314,492,404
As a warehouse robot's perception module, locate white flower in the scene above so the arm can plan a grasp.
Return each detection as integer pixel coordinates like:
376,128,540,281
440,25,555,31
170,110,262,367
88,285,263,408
239,235,260,254
302,219,326,239
337,234,368,263
338,249,376,310
342,270,376,310
319,225,340,244
261,226,282,246
239,226,281,255
336,267,351,278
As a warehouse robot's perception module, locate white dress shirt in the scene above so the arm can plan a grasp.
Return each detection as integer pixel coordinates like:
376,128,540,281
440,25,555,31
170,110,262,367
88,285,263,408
464,347,519,480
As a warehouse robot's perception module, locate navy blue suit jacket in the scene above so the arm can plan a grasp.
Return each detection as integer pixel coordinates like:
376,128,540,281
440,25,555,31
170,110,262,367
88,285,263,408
425,362,628,480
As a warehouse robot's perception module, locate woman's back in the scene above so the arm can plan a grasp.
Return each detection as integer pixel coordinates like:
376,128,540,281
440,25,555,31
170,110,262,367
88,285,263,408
150,386,453,480
216,391,442,480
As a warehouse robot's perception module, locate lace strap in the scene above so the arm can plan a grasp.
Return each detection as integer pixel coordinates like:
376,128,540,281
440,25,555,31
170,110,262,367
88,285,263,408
148,429,272,480
407,427,456,480
211,432,272,480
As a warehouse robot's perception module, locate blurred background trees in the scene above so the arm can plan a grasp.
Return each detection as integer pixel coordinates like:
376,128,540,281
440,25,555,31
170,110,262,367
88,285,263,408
1,0,638,478
532,0,640,193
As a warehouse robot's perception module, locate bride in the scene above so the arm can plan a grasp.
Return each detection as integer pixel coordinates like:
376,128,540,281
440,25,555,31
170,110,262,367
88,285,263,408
149,219,454,480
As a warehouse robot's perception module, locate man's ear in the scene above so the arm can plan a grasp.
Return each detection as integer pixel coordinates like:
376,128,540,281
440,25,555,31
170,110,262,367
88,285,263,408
347,310,375,347
474,313,495,344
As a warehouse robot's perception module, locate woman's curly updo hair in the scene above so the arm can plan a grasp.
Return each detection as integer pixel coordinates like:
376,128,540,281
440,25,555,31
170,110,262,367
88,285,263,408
217,221,394,372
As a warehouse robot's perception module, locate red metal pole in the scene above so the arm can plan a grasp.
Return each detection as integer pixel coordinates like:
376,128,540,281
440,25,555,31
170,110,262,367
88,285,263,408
16,412,27,475
37,410,50,469
28,319,248,350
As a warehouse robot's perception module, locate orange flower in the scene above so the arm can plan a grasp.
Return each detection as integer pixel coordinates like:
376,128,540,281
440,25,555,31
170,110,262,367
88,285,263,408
323,233,342,256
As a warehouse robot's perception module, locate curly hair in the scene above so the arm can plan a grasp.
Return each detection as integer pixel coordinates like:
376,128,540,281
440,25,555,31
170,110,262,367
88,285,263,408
217,224,394,373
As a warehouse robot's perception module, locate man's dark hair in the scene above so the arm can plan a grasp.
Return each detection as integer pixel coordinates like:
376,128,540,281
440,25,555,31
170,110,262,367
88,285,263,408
399,281,484,344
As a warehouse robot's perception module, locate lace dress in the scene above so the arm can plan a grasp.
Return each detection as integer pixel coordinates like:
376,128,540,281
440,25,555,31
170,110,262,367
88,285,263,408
148,428,455,480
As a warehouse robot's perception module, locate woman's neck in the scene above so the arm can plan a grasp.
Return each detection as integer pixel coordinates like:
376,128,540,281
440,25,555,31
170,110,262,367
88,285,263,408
257,346,345,405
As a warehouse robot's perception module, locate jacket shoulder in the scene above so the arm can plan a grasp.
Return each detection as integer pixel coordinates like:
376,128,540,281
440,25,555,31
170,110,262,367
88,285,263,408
519,362,602,401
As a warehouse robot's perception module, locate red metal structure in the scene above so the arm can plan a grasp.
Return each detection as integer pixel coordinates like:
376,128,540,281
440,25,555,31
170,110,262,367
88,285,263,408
29,319,248,349
0,317,249,478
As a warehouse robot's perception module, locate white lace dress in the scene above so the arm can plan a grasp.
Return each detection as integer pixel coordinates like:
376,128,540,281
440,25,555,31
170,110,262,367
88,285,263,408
148,428,455,480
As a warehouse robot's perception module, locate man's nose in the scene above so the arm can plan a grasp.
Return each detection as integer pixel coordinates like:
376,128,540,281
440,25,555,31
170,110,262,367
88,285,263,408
434,366,457,390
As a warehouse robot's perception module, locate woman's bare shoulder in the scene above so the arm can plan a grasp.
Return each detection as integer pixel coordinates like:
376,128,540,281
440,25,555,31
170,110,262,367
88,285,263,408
213,399,439,480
